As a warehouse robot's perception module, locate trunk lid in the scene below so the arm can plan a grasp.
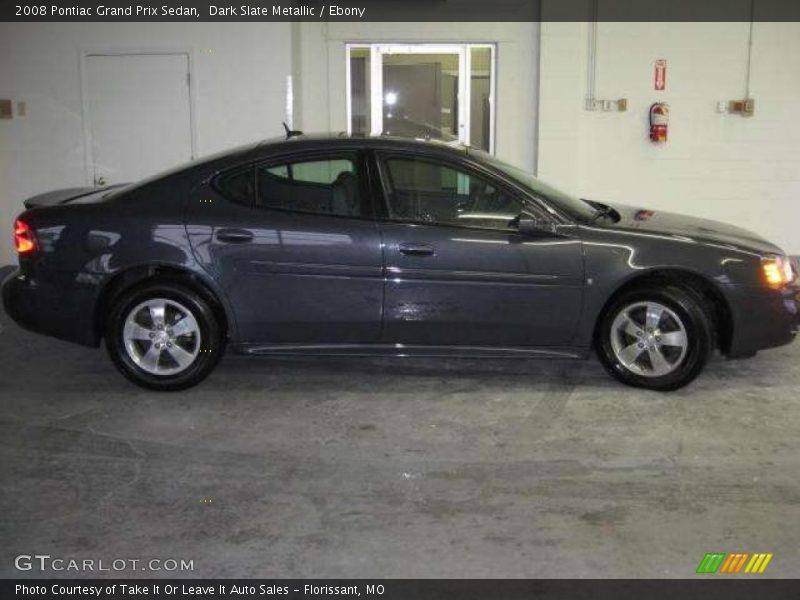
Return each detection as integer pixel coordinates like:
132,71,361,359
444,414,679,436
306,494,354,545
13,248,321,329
23,185,127,209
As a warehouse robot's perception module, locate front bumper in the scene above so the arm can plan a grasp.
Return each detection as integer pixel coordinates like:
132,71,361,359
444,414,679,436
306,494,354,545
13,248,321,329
726,283,800,357
2,268,99,347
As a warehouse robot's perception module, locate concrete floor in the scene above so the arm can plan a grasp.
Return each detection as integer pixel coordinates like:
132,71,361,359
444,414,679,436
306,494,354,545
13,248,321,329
1,298,799,579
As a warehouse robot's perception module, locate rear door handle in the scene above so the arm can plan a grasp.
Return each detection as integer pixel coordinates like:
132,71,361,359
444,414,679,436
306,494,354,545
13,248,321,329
399,242,435,257
216,228,254,244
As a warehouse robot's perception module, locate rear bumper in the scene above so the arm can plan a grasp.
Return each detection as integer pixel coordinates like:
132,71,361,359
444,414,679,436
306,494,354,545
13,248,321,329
726,284,800,357
2,268,99,347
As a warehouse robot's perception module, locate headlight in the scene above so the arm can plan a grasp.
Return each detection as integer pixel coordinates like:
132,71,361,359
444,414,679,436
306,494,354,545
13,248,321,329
762,255,796,288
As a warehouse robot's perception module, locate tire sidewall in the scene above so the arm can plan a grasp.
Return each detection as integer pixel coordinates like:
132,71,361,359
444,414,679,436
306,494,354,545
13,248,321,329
597,286,712,391
106,282,222,391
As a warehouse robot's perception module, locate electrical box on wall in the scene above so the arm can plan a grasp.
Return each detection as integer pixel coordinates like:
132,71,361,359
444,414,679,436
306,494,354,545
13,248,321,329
730,98,755,116
585,98,628,112
0,99,12,119
718,98,755,116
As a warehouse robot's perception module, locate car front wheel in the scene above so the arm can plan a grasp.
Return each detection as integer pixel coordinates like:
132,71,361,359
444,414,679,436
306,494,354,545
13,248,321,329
597,285,713,391
106,281,223,390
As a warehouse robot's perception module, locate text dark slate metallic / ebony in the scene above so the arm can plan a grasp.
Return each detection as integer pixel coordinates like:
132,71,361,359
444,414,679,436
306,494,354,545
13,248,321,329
3,135,798,390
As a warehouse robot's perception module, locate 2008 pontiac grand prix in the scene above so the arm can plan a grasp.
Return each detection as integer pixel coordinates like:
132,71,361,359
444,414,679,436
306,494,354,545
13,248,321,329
3,135,798,390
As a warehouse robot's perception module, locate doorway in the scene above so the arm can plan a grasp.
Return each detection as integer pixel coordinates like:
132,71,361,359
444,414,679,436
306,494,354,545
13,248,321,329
82,52,195,187
347,43,495,152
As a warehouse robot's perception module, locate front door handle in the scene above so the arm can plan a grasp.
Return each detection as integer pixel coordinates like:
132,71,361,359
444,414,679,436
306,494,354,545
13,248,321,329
216,228,254,244
399,242,435,257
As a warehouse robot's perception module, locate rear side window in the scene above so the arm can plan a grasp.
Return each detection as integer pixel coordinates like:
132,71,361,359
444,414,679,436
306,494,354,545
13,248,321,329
257,158,362,217
215,156,364,218
216,168,253,205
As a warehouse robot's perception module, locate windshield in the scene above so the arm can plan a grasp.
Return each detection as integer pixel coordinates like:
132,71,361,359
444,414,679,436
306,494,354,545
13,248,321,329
472,149,598,222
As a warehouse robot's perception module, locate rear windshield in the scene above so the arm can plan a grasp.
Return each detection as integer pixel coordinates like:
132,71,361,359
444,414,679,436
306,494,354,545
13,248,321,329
103,141,260,199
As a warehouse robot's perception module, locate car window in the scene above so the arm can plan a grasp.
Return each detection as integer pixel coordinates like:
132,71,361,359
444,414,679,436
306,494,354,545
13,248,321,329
256,158,362,217
216,168,254,206
472,148,598,222
381,157,523,230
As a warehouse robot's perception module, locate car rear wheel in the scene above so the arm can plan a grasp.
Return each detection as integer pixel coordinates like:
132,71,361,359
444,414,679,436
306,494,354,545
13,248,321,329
596,285,713,391
106,281,223,390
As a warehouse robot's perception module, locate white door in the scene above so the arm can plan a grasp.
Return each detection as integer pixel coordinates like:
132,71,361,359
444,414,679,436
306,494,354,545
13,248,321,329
85,53,193,186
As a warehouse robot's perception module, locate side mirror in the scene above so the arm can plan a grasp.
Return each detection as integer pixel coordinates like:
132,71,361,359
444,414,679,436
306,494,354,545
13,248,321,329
516,214,557,236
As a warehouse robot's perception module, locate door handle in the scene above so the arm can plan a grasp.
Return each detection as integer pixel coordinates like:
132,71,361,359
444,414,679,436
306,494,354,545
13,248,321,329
399,243,435,257
216,228,254,244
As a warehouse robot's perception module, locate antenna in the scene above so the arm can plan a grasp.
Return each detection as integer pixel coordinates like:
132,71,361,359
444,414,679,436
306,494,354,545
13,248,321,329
282,122,303,139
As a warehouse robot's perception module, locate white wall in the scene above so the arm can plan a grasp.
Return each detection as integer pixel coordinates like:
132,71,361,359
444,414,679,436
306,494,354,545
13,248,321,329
0,22,292,264
3,19,797,264
538,20,800,254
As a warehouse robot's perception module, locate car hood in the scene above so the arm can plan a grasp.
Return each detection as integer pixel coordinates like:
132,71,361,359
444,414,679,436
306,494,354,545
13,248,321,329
594,201,784,256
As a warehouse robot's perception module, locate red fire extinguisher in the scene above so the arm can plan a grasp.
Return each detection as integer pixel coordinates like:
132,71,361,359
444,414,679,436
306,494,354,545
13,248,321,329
649,103,669,143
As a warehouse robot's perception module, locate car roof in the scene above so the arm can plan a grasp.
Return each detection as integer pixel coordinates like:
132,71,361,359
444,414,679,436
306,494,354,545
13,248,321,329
255,132,471,155
117,133,475,196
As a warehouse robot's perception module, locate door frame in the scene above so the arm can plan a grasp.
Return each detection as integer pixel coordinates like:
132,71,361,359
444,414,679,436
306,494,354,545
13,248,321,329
345,43,496,153
78,47,198,187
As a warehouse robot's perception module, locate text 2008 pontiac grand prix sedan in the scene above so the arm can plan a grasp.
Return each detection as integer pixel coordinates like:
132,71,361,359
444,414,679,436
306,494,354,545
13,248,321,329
3,135,799,391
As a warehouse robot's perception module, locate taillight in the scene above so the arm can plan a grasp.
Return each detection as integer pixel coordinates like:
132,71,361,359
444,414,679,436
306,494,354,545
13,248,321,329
14,218,37,254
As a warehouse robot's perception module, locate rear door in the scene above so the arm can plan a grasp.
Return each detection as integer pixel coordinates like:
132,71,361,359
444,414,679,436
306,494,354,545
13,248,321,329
186,150,384,345
373,151,585,347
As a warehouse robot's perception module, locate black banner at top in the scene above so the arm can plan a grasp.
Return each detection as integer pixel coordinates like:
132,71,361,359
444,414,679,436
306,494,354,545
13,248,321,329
3,0,800,22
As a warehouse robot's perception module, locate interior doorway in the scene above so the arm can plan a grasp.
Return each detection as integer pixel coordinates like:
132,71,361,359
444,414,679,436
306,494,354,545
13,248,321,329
347,43,495,153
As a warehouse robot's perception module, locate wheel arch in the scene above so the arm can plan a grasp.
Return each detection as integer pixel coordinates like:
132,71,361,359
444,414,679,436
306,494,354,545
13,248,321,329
593,268,734,354
93,264,233,344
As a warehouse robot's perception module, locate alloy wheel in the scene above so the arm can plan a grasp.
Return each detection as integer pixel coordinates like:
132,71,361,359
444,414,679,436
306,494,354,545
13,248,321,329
122,298,201,376
609,301,688,378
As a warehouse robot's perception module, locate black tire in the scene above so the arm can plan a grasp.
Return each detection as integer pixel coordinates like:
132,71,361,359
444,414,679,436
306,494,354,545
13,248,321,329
596,285,713,391
105,281,223,391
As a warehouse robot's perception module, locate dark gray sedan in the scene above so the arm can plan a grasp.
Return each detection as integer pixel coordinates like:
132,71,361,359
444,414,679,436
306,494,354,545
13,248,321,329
3,135,798,390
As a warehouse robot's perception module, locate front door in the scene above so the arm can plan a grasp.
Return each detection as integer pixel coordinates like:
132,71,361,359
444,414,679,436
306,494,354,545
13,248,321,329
187,151,383,345
374,153,584,347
